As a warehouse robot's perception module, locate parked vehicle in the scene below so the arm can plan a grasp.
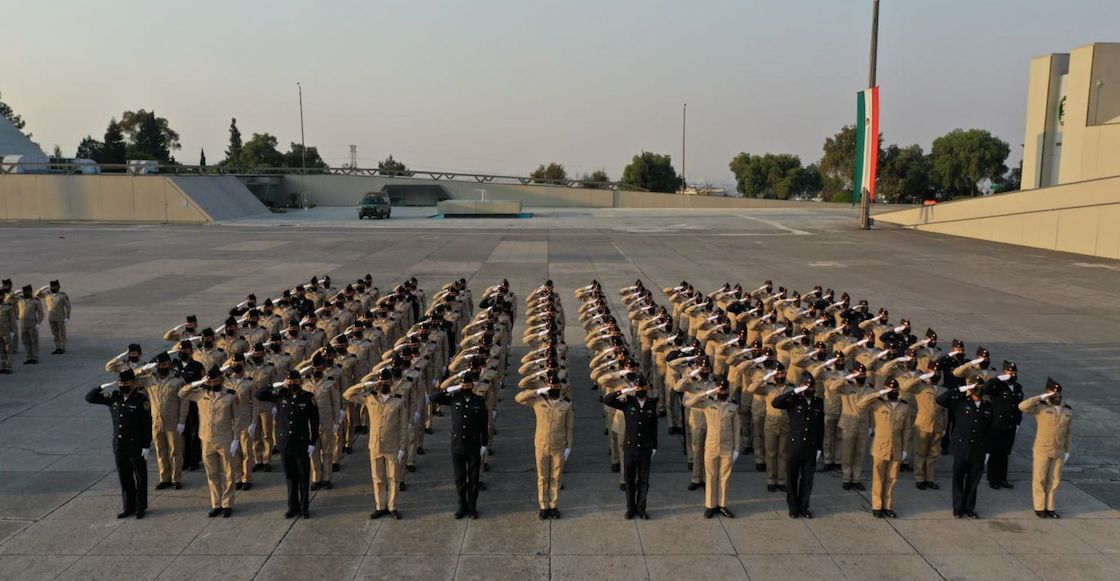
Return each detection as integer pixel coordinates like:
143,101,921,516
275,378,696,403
358,192,392,219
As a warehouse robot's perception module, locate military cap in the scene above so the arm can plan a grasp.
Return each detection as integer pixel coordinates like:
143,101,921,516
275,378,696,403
119,369,136,382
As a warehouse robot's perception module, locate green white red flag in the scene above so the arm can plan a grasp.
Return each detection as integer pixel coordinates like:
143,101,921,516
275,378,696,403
852,86,879,206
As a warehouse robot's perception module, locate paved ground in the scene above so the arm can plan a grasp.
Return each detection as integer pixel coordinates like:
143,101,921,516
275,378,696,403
0,205,1118,580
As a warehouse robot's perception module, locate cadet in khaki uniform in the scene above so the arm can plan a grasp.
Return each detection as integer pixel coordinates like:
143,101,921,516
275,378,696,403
303,355,340,490
179,367,241,517
244,343,276,471
1019,379,1073,518
224,358,257,490
141,353,188,489
516,382,575,519
828,362,872,490
674,361,717,489
0,289,18,373
16,285,44,364
748,367,790,492
810,351,846,472
901,366,946,489
344,370,408,519
857,378,909,518
684,379,740,518
36,280,70,354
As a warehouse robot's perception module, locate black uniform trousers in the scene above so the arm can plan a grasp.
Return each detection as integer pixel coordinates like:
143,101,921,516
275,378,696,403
452,445,482,511
281,449,311,513
986,426,1016,485
115,452,148,513
623,448,652,513
952,453,985,514
786,455,816,514
183,403,202,469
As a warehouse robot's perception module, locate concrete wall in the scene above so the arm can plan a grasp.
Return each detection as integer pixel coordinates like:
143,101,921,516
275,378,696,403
874,175,1120,259
0,174,268,223
1022,54,1069,190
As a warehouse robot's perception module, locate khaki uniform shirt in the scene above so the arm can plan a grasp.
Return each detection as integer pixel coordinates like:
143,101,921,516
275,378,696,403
1019,396,1073,459
857,394,908,460
515,391,575,453
178,384,239,446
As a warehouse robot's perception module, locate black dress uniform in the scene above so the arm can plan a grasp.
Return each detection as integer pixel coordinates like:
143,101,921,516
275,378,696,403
937,389,993,517
985,374,1024,488
935,349,967,449
771,389,825,517
86,382,153,518
601,390,659,518
429,389,490,517
255,384,319,516
177,353,205,470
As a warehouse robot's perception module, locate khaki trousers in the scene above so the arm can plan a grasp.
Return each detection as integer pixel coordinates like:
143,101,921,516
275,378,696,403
310,425,334,482
1032,455,1064,511
0,333,12,370
739,405,752,452
704,452,733,508
49,320,66,350
253,408,274,464
370,451,400,510
688,409,707,483
914,430,942,482
840,420,869,483
751,407,767,460
152,429,182,484
202,443,236,508
237,430,253,483
20,326,38,360
823,414,841,464
764,416,789,484
535,449,566,509
871,458,900,510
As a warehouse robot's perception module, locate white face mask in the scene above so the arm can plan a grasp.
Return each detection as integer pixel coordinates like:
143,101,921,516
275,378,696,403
997,374,1011,382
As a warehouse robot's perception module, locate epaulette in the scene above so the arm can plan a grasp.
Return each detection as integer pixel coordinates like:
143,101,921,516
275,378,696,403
563,397,571,402
1063,404,1072,410
393,393,403,399
226,389,237,395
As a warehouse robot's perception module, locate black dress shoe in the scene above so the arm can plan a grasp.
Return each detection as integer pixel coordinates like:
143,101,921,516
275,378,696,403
301,510,309,519
310,482,321,491
819,464,833,473
873,510,884,518
1000,481,1014,489
222,508,232,518
173,482,182,490
454,510,466,519
252,463,261,472
469,510,479,519
208,508,222,518
263,464,272,472
416,447,424,455
926,481,939,490
842,482,853,491
638,512,649,520
619,483,626,491
424,427,434,435
989,482,1001,490
540,509,550,520
801,510,813,519
370,509,387,519
389,510,401,520
883,510,897,519
687,462,693,471
135,510,145,519
966,511,978,519
1047,511,1061,519
624,510,634,520
767,484,777,493
483,463,490,472
344,446,354,454
611,463,620,473
687,482,702,491
899,463,912,472
323,481,332,490
916,482,928,490
704,508,715,519
155,482,170,490
718,507,734,518
789,511,801,519
953,512,963,519
235,482,244,491
57,349,65,354
117,510,135,519
478,481,486,491
775,485,787,492
332,463,342,472
242,483,252,491
550,508,561,519
399,482,407,491
1035,510,1048,518
286,510,299,519
755,463,766,472
853,482,866,491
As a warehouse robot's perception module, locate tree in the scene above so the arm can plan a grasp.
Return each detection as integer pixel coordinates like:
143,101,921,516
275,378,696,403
376,154,408,175
51,145,63,159
119,109,180,162
101,118,126,165
223,118,242,166
877,144,932,203
620,151,680,193
199,148,207,168
994,166,1022,194
239,133,284,169
578,169,611,188
529,162,568,183
75,136,103,161
819,125,884,197
728,153,818,199
929,129,1010,197
284,143,328,171
0,91,30,138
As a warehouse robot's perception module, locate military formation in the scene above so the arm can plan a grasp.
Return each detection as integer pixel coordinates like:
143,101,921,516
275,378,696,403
80,274,1073,522
0,278,71,372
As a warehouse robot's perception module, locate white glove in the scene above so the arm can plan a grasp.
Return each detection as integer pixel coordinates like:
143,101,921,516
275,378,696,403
536,387,549,396
763,370,778,381
878,388,892,396
1039,392,1053,400
308,445,316,456
996,374,1011,382
141,448,149,460
397,449,405,462
650,448,657,458
984,453,990,465
970,357,985,366
480,446,488,457
705,387,719,396
230,440,240,456
413,411,421,425
332,422,339,434
902,451,908,462
338,409,346,423
176,423,185,434
732,450,740,463
752,355,767,364
958,385,975,393
857,338,869,346
794,386,809,394
1063,452,1070,463
447,385,462,393
620,386,636,395
919,372,935,381
248,423,257,438
816,450,822,462
563,448,571,461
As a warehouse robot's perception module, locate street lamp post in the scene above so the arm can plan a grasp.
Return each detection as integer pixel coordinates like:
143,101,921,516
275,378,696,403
681,103,687,192
859,0,879,230
297,81,308,209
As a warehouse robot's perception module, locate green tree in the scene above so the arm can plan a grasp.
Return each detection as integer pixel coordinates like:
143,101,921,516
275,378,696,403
199,148,207,168
239,132,284,169
223,118,242,165
877,144,932,203
728,153,817,199
119,109,180,162
101,118,127,165
994,166,1022,194
819,125,884,197
377,154,408,175
529,162,568,183
578,169,611,188
284,143,327,171
929,129,1010,197
75,136,103,161
620,151,680,192
0,91,30,138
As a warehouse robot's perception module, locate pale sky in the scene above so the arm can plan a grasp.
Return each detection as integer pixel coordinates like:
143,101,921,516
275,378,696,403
5,0,1117,184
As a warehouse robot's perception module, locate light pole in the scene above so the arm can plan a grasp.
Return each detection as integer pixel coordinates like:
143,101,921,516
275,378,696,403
681,103,687,192
859,0,879,230
297,81,308,209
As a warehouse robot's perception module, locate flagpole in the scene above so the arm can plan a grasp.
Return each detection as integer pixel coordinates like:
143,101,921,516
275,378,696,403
859,0,879,230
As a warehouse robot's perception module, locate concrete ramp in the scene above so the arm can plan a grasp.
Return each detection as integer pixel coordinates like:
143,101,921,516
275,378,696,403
168,176,270,221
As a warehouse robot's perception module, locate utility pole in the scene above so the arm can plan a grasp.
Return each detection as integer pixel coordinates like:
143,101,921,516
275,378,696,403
297,81,308,209
681,103,687,192
349,145,358,169
859,0,879,230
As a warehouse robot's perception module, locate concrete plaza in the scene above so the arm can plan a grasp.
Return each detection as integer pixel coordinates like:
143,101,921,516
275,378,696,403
0,205,1118,580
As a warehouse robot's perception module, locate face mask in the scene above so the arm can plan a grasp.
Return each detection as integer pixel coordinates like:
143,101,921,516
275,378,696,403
128,354,139,362
179,352,191,362
547,388,561,399
886,390,899,401
210,382,223,392
803,388,815,398
312,370,323,379
251,356,264,365
379,384,392,395
634,389,647,399
119,385,132,395
202,340,214,349
716,391,729,401
157,366,170,377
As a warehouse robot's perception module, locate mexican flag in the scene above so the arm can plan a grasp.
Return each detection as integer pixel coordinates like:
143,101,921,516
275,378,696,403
852,86,880,206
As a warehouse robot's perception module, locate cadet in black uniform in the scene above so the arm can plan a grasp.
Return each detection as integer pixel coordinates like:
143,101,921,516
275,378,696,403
86,369,153,519
935,339,967,450
256,370,319,518
601,377,659,520
985,361,1023,490
429,373,490,519
771,375,825,518
176,340,205,471
937,381,993,518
